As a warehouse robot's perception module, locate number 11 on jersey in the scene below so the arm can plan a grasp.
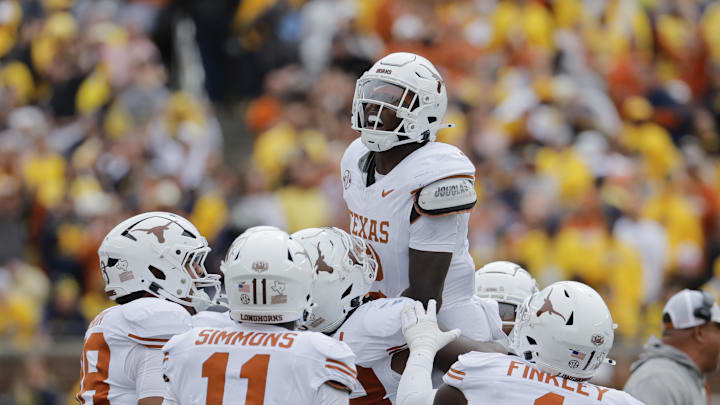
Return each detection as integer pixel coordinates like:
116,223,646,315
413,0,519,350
202,353,270,405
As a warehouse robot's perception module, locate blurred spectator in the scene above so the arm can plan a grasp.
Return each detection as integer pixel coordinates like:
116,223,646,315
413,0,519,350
10,356,60,405
614,198,668,305
0,261,49,349
43,276,86,337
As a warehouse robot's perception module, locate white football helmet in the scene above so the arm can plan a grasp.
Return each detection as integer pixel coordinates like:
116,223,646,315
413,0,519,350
476,261,539,329
98,211,222,312
220,228,314,325
291,227,377,333
510,281,616,381
351,52,452,152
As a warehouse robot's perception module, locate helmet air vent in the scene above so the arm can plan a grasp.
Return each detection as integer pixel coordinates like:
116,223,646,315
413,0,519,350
149,266,166,280
566,311,574,326
121,230,137,241
341,284,353,299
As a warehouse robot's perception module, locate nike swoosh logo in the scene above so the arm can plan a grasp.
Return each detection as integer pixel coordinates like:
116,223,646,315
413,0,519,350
381,189,394,198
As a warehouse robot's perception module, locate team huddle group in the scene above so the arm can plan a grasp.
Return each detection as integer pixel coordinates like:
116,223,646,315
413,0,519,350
77,52,691,405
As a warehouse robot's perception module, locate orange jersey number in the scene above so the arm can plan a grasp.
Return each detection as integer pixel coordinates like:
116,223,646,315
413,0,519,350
535,392,565,405
202,353,270,405
77,332,111,405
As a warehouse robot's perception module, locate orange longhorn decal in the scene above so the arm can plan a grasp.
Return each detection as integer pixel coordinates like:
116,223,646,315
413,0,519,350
316,242,334,274
536,288,566,321
132,221,173,243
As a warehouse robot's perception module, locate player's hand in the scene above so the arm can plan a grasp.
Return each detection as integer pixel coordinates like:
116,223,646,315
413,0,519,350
401,299,461,356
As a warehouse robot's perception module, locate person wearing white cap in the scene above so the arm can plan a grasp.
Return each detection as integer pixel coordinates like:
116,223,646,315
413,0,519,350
624,289,720,405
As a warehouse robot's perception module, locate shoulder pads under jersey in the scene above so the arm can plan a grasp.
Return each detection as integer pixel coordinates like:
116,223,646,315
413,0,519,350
309,331,356,360
415,176,477,216
456,351,505,368
341,139,368,172
192,310,234,328
408,143,476,190
361,297,412,338
122,297,192,346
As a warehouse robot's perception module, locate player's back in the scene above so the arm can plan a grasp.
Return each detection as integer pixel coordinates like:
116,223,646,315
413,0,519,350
163,321,363,405
443,352,644,405
77,297,192,405
335,297,413,404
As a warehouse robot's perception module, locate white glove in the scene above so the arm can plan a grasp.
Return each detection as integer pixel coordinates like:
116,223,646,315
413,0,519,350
401,299,461,359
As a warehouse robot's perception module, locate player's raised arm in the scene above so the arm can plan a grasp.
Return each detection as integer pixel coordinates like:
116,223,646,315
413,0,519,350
404,248,453,309
396,299,463,405
404,175,478,310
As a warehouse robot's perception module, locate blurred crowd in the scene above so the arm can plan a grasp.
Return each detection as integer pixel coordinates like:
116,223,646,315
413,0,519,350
239,0,720,345
4,0,720,392
218,0,720,343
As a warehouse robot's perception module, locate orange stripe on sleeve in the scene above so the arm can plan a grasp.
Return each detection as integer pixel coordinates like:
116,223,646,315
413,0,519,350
449,368,466,376
325,380,352,393
326,358,357,376
445,372,464,381
385,344,406,353
326,365,358,379
387,347,408,356
128,333,170,342
141,344,164,349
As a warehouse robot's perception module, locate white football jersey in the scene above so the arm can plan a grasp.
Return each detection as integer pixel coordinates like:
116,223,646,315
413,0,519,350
77,297,192,405
340,139,476,306
192,310,235,328
334,297,413,405
162,319,364,405
443,352,645,405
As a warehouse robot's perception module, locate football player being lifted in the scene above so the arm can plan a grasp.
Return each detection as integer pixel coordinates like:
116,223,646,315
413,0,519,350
396,282,644,405
292,227,505,405
77,212,223,405
162,228,363,405
341,52,498,341
475,261,539,336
